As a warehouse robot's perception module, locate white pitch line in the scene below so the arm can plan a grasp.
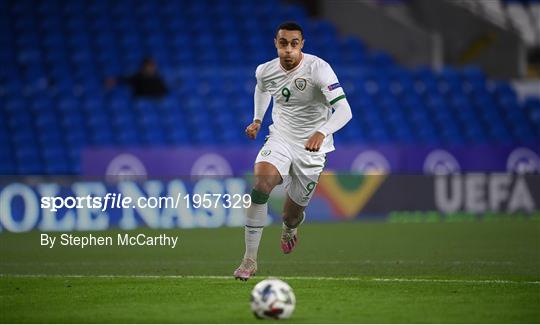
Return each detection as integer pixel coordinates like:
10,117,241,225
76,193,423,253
1,274,539,285
0,260,524,266
371,278,540,285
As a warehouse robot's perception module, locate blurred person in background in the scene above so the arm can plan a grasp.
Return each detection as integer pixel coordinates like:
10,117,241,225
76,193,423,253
105,57,168,98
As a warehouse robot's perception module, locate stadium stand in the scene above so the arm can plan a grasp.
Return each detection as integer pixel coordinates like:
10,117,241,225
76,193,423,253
0,0,539,175
452,0,540,46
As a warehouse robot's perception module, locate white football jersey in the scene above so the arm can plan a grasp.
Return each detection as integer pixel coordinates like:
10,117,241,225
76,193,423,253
256,53,346,154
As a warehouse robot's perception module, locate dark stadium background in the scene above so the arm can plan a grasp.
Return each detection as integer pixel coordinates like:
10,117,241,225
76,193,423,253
0,0,539,323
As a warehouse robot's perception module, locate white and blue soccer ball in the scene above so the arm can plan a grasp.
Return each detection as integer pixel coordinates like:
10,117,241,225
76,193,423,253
250,278,296,320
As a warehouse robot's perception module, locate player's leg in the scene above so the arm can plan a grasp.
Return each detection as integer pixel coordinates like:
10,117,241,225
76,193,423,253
280,194,306,254
243,161,282,259
283,194,306,228
280,152,325,254
234,137,291,280
234,162,282,281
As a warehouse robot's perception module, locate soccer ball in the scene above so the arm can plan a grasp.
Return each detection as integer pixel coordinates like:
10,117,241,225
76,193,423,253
250,278,296,320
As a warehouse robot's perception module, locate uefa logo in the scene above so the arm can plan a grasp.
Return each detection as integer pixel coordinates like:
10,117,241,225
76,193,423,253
423,149,461,175
506,147,540,174
190,153,233,177
350,150,390,175
105,153,147,180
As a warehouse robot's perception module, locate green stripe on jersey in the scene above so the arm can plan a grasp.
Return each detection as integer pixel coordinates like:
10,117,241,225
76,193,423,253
330,94,346,105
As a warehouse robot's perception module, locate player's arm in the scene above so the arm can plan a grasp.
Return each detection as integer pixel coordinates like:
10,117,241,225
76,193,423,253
246,67,272,139
318,97,352,137
305,98,352,151
305,62,353,151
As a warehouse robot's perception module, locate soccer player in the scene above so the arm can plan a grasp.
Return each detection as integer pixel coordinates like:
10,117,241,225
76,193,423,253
234,22,353,281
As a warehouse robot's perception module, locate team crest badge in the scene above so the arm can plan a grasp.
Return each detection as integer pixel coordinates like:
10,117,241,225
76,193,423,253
294,78,307,91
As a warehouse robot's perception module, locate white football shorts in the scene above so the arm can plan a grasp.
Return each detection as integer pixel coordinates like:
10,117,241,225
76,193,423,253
255,133,326,206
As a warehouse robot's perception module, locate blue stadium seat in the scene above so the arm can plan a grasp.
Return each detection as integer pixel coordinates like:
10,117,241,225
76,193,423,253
1,0,539,175
115,128,140,145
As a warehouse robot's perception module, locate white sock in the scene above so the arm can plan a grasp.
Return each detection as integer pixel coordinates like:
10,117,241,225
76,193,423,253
282,222,295,233
243,202,267,261
244,227,263,261
283,211,305,232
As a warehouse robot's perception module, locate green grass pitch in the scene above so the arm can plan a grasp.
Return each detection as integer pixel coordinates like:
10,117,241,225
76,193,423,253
1,220,539,323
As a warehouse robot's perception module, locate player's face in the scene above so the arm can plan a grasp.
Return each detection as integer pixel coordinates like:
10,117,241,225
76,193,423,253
275,29,304,70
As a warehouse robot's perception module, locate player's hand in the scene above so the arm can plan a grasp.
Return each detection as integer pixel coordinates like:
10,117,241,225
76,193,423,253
305,131,326,152
245,120,261,139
